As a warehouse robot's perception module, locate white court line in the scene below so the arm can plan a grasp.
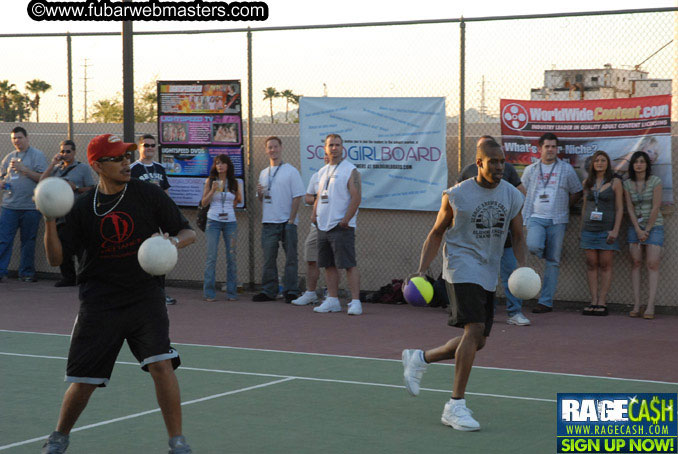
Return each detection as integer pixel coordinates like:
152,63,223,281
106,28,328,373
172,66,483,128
0,377,294,451
2,328,677,385
0,350,556,404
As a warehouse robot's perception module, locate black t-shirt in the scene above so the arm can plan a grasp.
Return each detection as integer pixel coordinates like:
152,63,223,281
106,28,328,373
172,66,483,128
61,179,191,307
130,161,171,190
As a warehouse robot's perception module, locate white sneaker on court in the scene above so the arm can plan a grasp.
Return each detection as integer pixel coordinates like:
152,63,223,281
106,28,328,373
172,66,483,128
347,300,362,315
507,312,531,326
441,399,480,431
402,349,428,396
313,298,342,313
292,292,318,306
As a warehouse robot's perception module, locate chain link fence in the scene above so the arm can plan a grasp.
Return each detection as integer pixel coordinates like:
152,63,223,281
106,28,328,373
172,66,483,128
1,8,677,307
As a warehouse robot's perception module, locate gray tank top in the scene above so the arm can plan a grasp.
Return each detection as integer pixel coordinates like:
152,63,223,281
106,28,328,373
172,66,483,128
583,183,615,232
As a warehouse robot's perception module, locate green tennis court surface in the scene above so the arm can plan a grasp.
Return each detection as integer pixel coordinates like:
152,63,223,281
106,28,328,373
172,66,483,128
1,330,676,453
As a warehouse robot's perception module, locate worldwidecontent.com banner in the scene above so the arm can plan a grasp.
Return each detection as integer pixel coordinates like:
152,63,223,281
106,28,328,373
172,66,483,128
557,394,677,453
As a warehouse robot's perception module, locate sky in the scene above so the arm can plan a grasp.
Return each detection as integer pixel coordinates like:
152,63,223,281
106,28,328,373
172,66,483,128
1,0,676,122
2,0,676,32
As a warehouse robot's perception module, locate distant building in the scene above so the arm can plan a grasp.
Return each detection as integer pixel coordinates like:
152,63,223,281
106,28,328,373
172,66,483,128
530,64,672,100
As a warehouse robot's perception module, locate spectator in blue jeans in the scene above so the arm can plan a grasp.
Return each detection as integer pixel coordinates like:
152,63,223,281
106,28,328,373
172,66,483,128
253,137,305,303
201,154,241,302
521,133,583,313
458,135,529,325
0,126,48,283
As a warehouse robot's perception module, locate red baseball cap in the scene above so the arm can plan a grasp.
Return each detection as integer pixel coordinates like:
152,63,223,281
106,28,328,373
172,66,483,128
87,134,137,165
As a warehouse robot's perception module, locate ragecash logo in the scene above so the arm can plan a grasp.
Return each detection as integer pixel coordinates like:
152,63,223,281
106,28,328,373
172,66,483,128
557,393,677,454
502,103,529,131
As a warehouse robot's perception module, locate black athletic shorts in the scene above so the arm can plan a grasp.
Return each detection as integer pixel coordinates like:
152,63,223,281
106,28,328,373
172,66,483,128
317,226,356,269
66,287,180,387
446,281,495,337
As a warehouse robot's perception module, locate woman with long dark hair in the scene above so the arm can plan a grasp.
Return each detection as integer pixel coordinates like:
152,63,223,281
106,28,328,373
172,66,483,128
623,151,663,319
201,154,241,302
580,151,622,316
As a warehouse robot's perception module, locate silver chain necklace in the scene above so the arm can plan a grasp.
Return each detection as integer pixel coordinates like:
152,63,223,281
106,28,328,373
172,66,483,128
93,183,128,217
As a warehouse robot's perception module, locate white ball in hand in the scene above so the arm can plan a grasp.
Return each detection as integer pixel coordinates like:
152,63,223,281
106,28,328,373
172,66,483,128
508,267,541,300
138,236,178,276
34,177,74,218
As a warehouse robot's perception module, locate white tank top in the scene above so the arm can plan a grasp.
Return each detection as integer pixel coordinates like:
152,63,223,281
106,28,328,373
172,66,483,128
316,160,358,231
207,188,237,222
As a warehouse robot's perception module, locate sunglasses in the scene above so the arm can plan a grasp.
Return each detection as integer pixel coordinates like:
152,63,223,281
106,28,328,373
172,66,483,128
142,143,156,148
98,152,133,163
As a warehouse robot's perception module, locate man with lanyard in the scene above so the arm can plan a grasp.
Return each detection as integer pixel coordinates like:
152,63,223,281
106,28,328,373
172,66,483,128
457,135,529,326
253,136,305,303
130,133,177,305
312,134,363,316
39,139,96,287
41,134,196,454
0,126,48,283
521,133,582,313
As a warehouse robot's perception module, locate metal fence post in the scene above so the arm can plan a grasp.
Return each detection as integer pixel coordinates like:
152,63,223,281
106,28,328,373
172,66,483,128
458,17,465,173
66,33,74,140
247,28,255,290
122,15,134,142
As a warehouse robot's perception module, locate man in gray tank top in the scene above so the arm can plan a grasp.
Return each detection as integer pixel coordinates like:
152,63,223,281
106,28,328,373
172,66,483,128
401,139,527,431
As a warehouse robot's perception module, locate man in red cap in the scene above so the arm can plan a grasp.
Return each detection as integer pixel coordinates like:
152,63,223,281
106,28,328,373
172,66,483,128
41,134,196,454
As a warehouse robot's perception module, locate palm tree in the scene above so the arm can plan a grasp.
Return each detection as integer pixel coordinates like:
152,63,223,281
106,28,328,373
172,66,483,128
280,89,294,122
91,98,123,123
25,79,52,122
289,93,302,122
0,80,18,118
262,87,280,123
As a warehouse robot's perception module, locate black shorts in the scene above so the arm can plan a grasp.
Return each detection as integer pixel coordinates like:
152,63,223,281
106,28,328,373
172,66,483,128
318,226,357,269
446,281,495,337
66,288,180,387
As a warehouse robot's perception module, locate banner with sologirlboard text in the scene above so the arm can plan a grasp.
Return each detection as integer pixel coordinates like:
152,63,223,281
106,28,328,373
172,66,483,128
157,80,244,207
500,95,672,203
299,97,447,211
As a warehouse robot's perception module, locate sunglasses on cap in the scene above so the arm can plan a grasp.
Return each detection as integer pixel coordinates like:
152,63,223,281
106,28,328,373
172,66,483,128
98,151,133,163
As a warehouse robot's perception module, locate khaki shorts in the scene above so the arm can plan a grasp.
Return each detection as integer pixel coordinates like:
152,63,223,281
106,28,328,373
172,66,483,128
304,223,318,262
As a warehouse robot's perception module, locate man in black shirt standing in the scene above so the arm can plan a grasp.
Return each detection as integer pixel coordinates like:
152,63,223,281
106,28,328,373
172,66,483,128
41,134,196,454
130,133,177,305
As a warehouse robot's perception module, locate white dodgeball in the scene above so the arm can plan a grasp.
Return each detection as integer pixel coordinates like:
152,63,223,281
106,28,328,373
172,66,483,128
508,267,541,300
137,235,178,276
34,177,75,218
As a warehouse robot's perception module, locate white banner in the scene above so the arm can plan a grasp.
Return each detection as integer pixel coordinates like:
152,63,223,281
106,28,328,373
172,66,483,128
299,97,447,211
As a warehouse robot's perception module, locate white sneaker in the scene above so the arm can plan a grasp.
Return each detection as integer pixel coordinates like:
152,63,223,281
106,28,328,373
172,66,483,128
313,298,342,313
402,349,428,396
347,300,363,316
441,399,480,431
507,312,531,326
292,292,319,306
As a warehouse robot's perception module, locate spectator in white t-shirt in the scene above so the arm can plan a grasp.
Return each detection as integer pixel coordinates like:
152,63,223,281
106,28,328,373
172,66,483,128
521,133,582,313
252,137,305,303
312,134,363,316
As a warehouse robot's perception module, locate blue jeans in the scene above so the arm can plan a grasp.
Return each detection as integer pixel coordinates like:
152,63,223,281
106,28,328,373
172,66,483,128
526,217,567,307
0,207,42,278
500,246,522,316
261,222,299,298
203,220,238,299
